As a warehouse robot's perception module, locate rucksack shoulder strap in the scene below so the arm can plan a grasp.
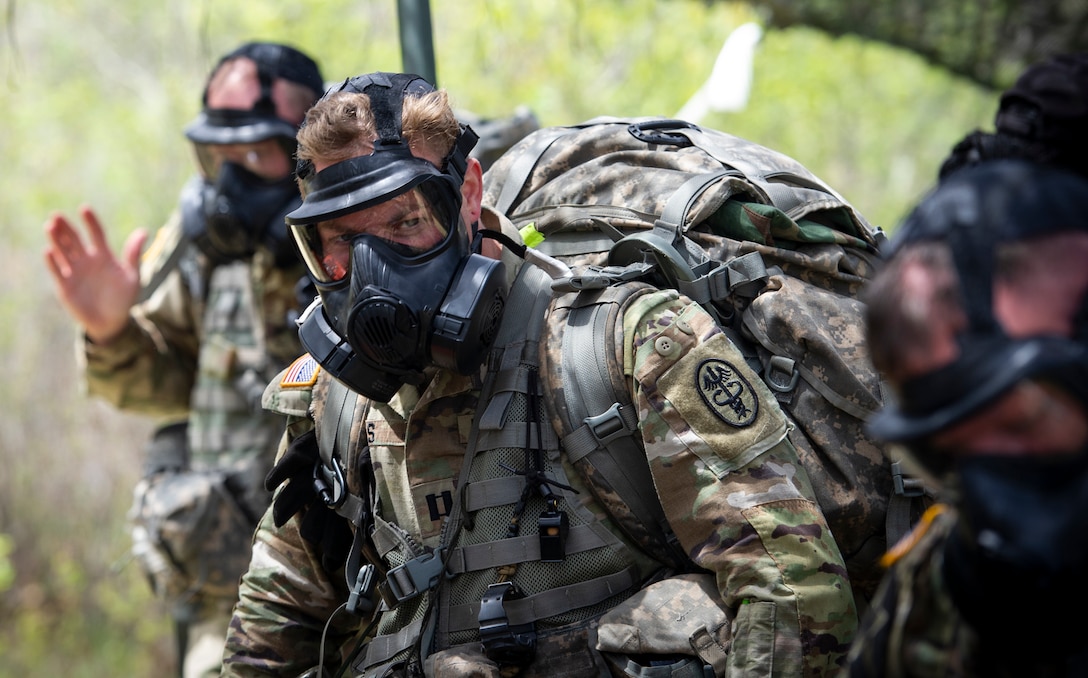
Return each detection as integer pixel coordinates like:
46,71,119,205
542,282,689,568
443,260,558,538
309,375,370,526
492,126,577,216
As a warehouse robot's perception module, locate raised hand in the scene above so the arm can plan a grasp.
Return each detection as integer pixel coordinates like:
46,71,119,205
44,204,148,344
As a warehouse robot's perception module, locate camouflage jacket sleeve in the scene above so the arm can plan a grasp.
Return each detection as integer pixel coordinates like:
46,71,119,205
626,290,858,677
223,497,362,676
223,360,364,676
81,210,201,415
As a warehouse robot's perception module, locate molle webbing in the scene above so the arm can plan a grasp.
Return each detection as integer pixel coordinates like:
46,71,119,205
352,263,657,674
356,263,565,673
435,263,645,650
441,566,638,633
189,260,281,466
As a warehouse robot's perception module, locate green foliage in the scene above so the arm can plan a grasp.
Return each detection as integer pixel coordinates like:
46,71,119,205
701,27,996,229
753,0,1088,89
0,535,12,593
1,0,998,674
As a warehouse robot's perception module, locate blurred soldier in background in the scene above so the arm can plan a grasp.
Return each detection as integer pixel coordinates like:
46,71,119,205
845,159,1088,677
845,51,1088,677
43,42,324,678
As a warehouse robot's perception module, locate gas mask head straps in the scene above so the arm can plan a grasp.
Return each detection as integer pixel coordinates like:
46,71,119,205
179,44,323,264
289,72,477,226
184,42,324,147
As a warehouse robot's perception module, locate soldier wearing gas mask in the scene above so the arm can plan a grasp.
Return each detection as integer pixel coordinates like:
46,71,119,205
844,160,1088,677
43,42,324,678
223,72,857,678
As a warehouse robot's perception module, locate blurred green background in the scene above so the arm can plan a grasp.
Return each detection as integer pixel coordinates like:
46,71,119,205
0,0,997,674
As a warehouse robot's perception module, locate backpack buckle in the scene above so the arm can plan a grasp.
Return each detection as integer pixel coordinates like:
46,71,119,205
379,549,446,606
584,403,637,447
553,263,654,293
891,460,926,498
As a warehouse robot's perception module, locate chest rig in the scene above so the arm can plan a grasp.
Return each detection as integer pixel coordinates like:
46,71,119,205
311,263,669,677
187,255,291,468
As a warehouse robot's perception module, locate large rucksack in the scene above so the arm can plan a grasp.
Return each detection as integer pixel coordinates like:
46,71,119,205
482,117,928,602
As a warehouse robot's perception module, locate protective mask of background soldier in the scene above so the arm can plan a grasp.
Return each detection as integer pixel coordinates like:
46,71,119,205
867,160,1088,652
287,73,507,403
182,42,326,267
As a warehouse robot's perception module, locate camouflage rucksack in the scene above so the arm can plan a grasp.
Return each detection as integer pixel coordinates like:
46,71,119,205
127,423,264,607
483,117,929,601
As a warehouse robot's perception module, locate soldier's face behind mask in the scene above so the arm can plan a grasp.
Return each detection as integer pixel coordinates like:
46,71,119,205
307,187,451,282
908,377,1088,649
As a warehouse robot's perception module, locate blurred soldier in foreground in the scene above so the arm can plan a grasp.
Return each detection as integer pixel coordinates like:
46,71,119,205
221,72,858,677
43,42,324,678
845,160,1088,676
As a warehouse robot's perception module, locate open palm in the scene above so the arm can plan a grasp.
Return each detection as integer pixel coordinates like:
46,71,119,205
44,205,147,344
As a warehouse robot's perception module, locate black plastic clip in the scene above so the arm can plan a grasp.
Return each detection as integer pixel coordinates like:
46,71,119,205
313,457,347,509
478,582,536,665
379,549,446,607
891,460,926,497
346,563,375,617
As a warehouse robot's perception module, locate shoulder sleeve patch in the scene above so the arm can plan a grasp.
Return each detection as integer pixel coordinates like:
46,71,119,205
263,354,321,418
281,354,321,388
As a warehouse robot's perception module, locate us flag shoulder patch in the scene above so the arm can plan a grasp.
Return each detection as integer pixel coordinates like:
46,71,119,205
281,354,320,388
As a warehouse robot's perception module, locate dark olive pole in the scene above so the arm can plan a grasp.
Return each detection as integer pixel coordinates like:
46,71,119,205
397,0,437,86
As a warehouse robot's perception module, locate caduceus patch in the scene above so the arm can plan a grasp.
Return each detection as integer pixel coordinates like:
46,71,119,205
696,358,759,427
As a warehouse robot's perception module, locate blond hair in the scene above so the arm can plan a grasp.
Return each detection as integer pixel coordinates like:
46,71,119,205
296,88,459,167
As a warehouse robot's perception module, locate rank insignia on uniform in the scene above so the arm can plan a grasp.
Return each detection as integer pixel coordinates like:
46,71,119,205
281,354,320,388
696,358,758,427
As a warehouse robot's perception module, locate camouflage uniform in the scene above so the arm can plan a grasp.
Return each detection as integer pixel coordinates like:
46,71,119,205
83,208,307,677
846,504,1088,677
224,209,857,678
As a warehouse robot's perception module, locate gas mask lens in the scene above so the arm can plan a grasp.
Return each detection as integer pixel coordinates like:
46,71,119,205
292,183,458,284
192,139,292,182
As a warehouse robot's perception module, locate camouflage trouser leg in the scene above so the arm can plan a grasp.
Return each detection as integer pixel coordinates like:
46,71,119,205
182,612,231,678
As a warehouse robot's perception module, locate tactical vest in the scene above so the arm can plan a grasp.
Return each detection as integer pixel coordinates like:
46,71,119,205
314,264,674,678
188,249,304,517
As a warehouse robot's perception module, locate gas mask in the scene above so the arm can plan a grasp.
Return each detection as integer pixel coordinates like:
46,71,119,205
866,160,1088,649
180,158,301,266
286,72,506,402
181,42,325,266
938,446,1088,653
869,160,1088,442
